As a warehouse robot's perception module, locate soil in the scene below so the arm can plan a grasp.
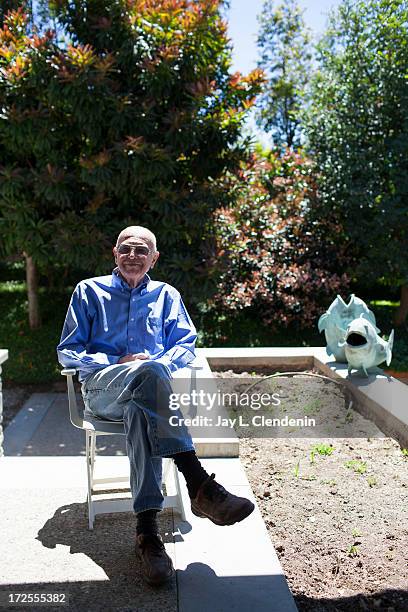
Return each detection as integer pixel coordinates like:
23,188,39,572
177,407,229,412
214,370,408,612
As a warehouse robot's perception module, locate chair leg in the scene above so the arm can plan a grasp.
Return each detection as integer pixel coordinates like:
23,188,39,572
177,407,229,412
86,431,95,530
163,457,172,482
90,433,96,474
173,460,187,521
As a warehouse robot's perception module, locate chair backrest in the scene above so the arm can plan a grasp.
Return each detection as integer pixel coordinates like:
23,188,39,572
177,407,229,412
61,369,84,429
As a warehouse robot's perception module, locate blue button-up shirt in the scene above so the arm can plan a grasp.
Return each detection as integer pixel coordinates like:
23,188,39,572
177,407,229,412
57,270,197,381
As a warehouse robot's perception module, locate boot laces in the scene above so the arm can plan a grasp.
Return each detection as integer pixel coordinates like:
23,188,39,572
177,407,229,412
204,473,229,502
140,534,165,557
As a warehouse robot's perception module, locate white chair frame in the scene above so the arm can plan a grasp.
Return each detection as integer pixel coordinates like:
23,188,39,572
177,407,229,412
61,368,187,529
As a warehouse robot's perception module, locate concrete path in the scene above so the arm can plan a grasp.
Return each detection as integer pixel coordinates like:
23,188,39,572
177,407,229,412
0,457,176,612
1,392,297,612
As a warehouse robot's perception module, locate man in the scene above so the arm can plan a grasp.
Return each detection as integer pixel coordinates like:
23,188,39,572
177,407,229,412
57,226,254,587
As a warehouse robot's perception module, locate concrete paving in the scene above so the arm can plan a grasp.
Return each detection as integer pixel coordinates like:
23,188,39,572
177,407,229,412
1,366,297,611
174,458,297,612
0,457,176,612
0,456,297,612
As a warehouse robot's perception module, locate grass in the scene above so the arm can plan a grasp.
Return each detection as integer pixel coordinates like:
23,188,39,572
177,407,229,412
1,279,408,384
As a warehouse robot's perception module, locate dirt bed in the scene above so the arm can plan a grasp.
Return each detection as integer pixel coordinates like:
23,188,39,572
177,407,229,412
214,371,408,612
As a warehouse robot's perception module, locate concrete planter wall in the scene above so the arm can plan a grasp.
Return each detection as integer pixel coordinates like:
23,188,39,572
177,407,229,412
0,350,9,457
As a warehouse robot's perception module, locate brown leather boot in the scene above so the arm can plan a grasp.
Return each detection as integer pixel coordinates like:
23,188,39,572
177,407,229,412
135,533,175,586
191,473,255,526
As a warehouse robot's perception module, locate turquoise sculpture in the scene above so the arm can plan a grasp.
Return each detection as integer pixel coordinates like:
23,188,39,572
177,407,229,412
318,295,394,376
342,316,394,377
318,294,379,362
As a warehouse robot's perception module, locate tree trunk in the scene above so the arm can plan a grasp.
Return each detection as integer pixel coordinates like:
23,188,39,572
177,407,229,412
24,253,41,329
394,284,408,327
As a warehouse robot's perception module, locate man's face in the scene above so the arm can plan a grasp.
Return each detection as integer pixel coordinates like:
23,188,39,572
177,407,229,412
113,233,159,287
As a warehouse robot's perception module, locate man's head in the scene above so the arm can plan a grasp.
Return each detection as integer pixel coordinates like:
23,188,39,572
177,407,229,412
113,226,160,288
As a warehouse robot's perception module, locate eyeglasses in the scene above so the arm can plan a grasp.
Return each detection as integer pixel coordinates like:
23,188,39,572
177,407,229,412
117,244,150,257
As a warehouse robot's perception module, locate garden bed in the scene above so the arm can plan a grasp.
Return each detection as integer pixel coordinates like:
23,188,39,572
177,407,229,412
214,370,408,612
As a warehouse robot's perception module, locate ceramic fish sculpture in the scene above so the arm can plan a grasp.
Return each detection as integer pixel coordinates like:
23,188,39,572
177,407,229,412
318,294,379,362
341,315,394,377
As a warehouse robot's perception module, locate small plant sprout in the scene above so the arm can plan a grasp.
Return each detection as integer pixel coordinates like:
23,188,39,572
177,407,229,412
348,544,359,557
367,476,377,487
312,443,334,456
321,478,336,487
348,528,362,557
345,460,367,474
401,448,408,458
294,460,300,478
344,407,354,423
309,450,316,464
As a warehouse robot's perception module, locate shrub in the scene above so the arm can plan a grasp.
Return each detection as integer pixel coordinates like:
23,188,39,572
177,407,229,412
211,149,351,329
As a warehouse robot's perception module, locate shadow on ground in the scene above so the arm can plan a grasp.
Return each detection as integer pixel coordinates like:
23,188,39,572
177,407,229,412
294,589,408,611
9,502,177,612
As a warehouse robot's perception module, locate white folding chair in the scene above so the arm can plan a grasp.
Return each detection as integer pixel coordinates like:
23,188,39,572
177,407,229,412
61,368,187,529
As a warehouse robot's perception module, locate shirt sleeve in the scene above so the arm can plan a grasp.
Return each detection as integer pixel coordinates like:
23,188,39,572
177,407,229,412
57,283,121,375
152,290,197,373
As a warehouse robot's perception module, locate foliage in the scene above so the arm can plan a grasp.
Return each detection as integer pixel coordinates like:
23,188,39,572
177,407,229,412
211,149,351,330
256,0,312,148
304,0,408,289
0,1,23,28
0,1,264,309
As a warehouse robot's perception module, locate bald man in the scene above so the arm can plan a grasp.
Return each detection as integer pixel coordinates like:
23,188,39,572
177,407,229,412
58,226,254,586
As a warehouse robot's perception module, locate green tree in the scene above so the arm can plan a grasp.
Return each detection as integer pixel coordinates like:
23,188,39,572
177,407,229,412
0,1,263,328
304,0,408,326
256,0,312,149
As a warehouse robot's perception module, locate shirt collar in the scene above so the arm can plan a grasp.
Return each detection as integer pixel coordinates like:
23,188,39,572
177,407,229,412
112,268,151,292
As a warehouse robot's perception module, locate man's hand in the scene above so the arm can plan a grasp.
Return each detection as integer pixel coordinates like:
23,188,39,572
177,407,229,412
118,353,150,364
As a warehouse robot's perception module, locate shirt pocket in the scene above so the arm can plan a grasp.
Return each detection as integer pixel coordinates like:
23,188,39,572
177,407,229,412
146,315,164,347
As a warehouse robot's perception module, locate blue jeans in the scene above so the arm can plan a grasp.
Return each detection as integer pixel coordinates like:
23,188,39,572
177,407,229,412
81,361,195,513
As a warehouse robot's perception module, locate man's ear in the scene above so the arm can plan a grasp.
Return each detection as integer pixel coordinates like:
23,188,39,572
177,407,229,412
151,251,160,269
112,246,118,263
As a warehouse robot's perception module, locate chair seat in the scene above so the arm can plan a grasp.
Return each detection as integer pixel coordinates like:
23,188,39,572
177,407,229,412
82,415,126,435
